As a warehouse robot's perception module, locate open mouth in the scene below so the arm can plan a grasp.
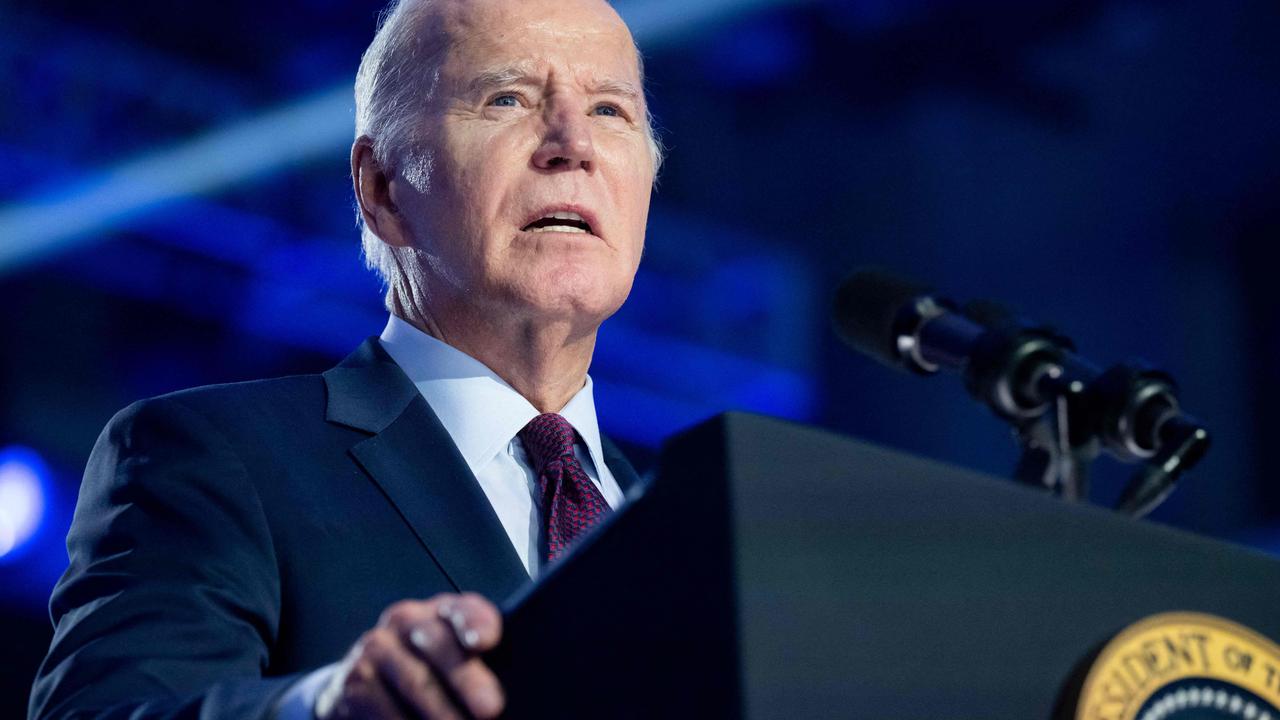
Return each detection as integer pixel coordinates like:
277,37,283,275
521,211,594,235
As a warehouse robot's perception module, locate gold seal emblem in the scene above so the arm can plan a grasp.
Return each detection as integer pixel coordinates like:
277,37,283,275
1076,612,1280,720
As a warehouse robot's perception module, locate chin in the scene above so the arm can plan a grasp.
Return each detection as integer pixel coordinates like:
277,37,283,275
521,280,629,326
497,252,633,319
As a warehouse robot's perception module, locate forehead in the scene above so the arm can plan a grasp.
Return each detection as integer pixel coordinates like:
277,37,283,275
432,0,641,86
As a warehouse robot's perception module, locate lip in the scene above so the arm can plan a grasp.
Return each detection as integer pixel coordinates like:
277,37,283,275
518,203,603,239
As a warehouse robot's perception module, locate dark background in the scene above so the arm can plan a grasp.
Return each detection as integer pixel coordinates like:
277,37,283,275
2,0,1278,717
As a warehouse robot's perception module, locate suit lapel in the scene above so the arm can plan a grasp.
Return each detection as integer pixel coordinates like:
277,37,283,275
324,339,530,603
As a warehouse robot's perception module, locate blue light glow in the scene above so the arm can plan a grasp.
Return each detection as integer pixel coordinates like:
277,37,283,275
617,0,813,49
0,86,353,275
0,0,807,275
0,446,49,561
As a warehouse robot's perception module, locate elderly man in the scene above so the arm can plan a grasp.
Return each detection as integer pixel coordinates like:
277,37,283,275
28,0,659,718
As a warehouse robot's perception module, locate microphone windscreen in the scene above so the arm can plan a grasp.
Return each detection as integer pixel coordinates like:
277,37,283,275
832,268,933,368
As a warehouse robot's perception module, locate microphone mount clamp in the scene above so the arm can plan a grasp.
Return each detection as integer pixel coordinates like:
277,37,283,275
957,321,1210,517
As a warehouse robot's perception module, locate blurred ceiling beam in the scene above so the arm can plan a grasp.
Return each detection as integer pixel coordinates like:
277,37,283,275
0,86,351,275
0,0,812,276
0,9,249,121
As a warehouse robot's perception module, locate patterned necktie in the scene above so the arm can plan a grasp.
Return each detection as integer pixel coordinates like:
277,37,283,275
518,413,611,563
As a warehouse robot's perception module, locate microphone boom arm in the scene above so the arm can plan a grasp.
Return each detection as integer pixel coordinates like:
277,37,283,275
833,269,1211,517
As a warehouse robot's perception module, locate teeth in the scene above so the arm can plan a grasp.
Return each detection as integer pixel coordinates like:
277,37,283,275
528,225,588,234
522,209,592,234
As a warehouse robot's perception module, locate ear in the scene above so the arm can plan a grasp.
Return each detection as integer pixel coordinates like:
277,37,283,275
351,136,413,248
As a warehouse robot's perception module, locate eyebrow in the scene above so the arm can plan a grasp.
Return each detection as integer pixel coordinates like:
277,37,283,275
466,65,643,105
467,66,540,96
585,78,643,104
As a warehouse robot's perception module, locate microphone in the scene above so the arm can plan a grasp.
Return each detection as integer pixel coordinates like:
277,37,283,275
831,268,1210,516
832,268,1069,422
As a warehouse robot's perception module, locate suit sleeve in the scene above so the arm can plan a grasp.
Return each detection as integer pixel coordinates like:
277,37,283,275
29,397,300,720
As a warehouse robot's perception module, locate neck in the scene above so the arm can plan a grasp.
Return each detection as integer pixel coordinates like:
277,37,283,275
394,295,597,414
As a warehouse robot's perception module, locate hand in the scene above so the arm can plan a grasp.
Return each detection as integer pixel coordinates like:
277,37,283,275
315,593,505,719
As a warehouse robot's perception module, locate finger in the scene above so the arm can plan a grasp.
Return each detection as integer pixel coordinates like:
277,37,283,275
383,596,492,665
404,611,503,718
317,634,410,720
404,616,467,680
379,594,502,653
441,656,505,719
366,626,465,720
434,595,506,718
445,593,504,652
380,595,506,718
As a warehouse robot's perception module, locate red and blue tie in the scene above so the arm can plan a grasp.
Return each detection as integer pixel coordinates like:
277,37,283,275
519,413,611,564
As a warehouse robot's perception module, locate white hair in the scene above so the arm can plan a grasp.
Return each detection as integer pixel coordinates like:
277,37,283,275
352,0,665,310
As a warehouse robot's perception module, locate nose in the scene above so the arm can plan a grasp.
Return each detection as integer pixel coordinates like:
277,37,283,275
532,101,596,172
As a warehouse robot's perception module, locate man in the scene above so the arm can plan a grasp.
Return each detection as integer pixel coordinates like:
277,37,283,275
29,0,661,717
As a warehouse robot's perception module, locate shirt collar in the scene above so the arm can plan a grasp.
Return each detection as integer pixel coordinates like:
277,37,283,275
377,314,608,477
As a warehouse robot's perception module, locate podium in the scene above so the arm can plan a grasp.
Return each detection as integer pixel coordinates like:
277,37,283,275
488,413,1280,719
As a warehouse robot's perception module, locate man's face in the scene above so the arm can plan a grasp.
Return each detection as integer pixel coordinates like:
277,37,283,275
393,0,654,332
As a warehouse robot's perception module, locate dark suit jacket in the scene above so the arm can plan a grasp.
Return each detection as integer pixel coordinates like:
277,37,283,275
28,338,642,720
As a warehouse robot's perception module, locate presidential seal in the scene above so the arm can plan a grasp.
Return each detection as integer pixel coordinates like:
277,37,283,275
1076,612,1280,720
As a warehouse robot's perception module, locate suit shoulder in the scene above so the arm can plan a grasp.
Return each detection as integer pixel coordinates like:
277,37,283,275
160,373,326,410
105,373,329,440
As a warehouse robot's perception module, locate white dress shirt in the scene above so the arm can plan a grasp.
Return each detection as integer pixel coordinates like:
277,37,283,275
275,315,624,718
378,313,625,576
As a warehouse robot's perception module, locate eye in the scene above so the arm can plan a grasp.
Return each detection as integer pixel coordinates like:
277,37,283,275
592,103,622,118
489,94,521,108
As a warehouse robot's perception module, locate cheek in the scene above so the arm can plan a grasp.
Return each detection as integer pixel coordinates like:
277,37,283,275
607,139,655,218
615,167,653,252
461,144,535,236
423,142,510,257
447,154,496,214
437,123,516,204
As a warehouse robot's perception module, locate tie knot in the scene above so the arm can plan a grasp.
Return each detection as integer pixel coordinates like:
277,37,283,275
518,413,578,472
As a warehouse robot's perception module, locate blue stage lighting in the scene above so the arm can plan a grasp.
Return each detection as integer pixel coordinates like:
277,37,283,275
0,0,803,275
0,86,353,275
0,446,49,561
